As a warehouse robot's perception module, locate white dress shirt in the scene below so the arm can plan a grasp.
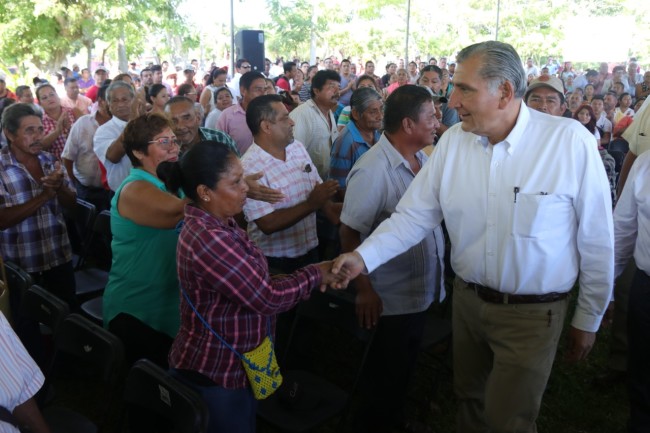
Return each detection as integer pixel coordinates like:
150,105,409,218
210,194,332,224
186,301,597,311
614,151,650,277
357,102,614,332
61,112,103,187
93,116,131,191
289,99,339,180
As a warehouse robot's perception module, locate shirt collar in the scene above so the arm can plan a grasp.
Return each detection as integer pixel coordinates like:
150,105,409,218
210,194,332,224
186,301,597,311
475,100,528,155
347,120,380,146
378,133,426,172
112,116,128,127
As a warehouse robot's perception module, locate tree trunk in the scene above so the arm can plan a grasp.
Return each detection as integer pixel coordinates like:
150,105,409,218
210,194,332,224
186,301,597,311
118,27,128,73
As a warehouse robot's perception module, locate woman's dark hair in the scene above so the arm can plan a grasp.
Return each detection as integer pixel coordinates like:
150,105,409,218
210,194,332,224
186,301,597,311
146,84,167,104
206,68,228,86
305,65,318,81
35,84,56,101
573,104,597,135
213,86,233,104
123,113,173,167
355,74,379,91
166,140,237,202
176,83,196,99
618,92,631,103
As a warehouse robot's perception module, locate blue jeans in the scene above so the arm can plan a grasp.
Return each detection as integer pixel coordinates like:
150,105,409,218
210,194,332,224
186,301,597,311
170,369,257,433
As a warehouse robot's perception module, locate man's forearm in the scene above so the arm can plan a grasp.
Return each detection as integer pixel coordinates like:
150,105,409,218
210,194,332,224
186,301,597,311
105,136,126,163
0,193,53,230
254,201,316,235
13,397,51,433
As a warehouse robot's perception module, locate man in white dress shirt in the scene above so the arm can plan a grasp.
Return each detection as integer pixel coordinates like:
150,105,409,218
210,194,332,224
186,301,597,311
613,150,650,433
93,81,143,191
333,41,614,433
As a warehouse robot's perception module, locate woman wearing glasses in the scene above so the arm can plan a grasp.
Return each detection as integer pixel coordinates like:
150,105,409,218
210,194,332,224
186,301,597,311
103,113,188,367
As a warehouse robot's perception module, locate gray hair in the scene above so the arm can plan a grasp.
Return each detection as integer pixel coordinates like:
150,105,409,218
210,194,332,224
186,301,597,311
350,87,382,116
456,41,526,99
2,103,41,138
106,81,135,103
193,102,204,120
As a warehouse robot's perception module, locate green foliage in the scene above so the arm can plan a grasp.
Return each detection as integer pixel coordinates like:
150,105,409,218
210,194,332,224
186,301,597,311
0,0,195,73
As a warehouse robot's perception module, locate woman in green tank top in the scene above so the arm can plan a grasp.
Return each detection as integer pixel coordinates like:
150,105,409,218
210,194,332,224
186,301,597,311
103,113,188,366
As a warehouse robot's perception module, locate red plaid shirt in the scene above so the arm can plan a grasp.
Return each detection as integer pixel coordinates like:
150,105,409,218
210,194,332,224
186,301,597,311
168,204,322,389
42,107,76,159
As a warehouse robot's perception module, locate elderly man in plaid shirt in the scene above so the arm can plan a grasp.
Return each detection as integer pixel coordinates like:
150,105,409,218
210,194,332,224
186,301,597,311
0,103,77,306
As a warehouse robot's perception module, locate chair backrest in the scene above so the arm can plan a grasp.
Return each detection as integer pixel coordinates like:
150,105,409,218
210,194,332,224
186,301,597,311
124,359,209,433
294,290,375,343
73,198,97,259
53,313,124,383
4,261,33,298
93,210,112,238
20,285,70,333
288,290,376,392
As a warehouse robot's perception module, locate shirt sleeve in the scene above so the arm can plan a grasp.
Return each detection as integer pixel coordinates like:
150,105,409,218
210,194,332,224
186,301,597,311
0,312,45,411
341,158,388,236
356,142,446,273
572,131,615,332
613,157,641,277
61,118,82,161
289,109,308,147
190,228,320,315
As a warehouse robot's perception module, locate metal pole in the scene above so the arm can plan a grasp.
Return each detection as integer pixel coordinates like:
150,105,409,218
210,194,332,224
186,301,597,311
230,0,235,74
405,0,411,64
495,0,501,41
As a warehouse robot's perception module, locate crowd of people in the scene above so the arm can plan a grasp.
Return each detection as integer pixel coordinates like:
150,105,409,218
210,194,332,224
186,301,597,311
1,42,649,433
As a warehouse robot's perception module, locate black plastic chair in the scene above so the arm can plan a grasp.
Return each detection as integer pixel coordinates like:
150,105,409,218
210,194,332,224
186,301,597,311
4,261,33,311
42,313,125,433
80,296,103,325
72,198,97,269
75,210,112,298
257,290,376,433
122,359,209,433
20,285,70,334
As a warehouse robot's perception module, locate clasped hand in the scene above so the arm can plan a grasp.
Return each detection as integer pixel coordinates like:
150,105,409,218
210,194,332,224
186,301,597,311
41,162,64,197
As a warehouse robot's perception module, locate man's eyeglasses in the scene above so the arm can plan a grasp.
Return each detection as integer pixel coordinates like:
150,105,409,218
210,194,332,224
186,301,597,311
148,137,180,150
241,65,252,70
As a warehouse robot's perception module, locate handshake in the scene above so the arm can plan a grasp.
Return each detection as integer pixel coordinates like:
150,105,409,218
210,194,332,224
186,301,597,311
315,251,366,292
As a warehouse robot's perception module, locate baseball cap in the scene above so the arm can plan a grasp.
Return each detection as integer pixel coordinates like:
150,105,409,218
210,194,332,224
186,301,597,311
0,74,6,82
183,64,195,72
525,75,564,100
95,65,109,73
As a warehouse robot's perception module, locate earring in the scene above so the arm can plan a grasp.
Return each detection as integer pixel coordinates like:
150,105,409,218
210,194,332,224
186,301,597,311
203,197,209,202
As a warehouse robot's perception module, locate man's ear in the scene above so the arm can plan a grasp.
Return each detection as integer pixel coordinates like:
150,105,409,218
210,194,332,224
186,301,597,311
498,81,515,109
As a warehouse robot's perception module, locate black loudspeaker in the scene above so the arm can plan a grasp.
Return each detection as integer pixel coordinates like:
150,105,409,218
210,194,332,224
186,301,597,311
235,30,265,73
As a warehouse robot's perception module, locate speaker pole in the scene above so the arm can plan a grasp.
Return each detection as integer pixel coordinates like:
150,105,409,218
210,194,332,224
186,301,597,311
230,0,235,75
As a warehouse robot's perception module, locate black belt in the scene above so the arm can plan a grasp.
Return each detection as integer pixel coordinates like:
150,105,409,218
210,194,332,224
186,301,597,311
466,282,569,305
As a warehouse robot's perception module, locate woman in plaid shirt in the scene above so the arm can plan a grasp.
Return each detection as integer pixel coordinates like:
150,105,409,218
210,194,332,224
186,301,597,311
167,140,347,433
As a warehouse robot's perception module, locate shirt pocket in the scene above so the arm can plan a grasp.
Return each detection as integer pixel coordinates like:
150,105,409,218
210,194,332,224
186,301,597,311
512,193,572,239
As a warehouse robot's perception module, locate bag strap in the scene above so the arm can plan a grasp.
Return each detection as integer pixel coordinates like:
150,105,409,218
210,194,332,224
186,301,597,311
0,405,19,428
180,287,271,360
